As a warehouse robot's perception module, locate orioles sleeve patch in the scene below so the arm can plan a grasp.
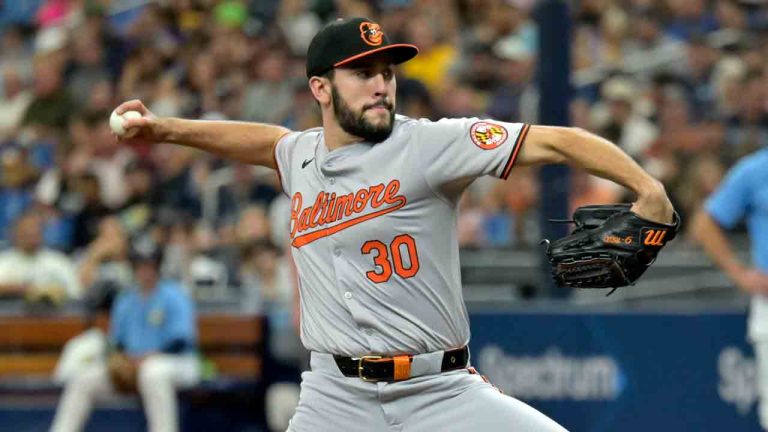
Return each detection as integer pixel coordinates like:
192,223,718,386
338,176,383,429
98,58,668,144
470,121,508,150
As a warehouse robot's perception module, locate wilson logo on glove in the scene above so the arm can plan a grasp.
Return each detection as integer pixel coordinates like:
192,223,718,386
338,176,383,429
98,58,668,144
541,204,680,292
642,229,668,246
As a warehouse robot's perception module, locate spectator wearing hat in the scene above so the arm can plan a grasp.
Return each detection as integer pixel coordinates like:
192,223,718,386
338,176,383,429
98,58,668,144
596,76,659,161
51,240,199,432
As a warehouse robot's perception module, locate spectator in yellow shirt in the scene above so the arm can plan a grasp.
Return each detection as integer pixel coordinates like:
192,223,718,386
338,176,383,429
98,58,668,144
400,17,457,95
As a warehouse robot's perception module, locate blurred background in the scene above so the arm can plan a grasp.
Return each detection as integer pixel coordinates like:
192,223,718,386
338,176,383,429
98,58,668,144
0,0,765,431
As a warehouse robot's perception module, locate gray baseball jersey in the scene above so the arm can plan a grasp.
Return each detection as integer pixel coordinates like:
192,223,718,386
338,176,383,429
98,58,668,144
274,115,529,357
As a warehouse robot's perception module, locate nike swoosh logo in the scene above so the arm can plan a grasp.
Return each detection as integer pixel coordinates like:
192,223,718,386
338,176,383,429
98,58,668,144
302,158,314,169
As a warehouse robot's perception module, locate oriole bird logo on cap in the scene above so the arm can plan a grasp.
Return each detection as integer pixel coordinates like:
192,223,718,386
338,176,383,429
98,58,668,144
360,22,384,46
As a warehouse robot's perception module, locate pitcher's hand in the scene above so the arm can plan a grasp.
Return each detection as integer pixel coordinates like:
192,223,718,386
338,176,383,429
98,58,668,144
112,100,167,146
630,182,674,224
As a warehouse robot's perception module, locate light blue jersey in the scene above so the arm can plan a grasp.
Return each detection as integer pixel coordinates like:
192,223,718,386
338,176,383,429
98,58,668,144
110,280,197,356
705,148,768,271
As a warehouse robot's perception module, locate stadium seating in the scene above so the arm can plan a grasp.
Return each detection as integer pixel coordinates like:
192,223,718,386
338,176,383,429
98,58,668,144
0,313,263,380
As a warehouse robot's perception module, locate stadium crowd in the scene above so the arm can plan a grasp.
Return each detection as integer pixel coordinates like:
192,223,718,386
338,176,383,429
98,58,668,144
0,0,766,310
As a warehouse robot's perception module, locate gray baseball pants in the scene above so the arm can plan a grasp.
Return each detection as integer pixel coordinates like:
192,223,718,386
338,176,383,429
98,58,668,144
287,351,568,432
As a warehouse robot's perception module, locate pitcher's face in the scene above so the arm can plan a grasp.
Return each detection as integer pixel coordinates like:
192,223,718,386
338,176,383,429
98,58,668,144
330,58,397,143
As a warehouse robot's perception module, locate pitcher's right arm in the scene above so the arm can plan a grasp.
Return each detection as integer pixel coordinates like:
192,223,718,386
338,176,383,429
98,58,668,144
114,100,291,169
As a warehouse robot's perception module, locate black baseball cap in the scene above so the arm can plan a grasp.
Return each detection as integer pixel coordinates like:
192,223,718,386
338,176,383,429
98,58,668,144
129,237,163,266
306,17,419,78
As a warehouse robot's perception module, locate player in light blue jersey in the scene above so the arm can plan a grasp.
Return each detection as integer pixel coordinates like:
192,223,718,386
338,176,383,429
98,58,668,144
693,148,768,430
52,242,199,432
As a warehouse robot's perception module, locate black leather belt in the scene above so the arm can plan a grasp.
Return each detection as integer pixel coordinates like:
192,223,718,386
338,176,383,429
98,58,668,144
333,346,469,382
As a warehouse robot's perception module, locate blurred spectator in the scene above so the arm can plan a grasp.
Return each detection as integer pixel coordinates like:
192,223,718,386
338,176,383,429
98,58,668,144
665,0,718,41
78,216,131,307
458,43,502,93
277,0,322,56
241,238,303,431
67,26,110,108
0,66,33,140
80,6,127,81
84,111,136,209
570,170,624,213
118,43,166,106
436,83,485,118
185,223,230,300
484,167,540,248
622,9,688,81
160,219,194,282
118,159,158,236
677,153,726,229
724,71,768,161
0,25,33,77
40,166,110,253
396,75,435,119
149,73,183,118
21,54,73,133
153,145,203,219
35,0,77,29
0,147,38,245
235,203,272,246
0,210,81,302
683,36,719,120
484,1,538,60
711,56,747,120
52,240,199,432
334,0,376,18
283,81,323,129
457,191,486,247
401,15,457,94
487,39,537,123
177,50,219,118
595,76,659,160
238,239,301,365
212,164,279,223
242,49,296,124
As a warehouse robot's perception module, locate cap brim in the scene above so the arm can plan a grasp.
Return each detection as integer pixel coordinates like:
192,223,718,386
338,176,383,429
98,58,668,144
333,44,419,69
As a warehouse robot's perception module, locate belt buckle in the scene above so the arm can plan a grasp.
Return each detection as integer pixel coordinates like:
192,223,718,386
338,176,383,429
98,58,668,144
358,355,383,381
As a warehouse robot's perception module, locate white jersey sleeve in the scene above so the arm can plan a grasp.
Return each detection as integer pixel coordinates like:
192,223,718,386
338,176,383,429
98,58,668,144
415,117,530,190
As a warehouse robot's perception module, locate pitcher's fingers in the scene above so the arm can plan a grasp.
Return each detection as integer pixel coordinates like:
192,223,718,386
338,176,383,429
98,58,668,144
114,99,147,115
121,117,151,129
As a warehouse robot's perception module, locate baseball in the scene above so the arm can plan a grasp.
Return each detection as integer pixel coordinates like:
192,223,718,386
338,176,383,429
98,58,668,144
109,109,142,138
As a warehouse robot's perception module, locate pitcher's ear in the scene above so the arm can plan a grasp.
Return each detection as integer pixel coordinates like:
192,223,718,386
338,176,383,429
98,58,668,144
309,76,332,106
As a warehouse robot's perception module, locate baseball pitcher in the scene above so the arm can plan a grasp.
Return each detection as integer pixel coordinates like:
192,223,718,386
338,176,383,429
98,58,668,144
113,17,674,431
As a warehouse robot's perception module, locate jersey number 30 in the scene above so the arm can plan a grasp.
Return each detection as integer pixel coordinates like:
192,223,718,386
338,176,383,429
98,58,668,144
361,234,420,283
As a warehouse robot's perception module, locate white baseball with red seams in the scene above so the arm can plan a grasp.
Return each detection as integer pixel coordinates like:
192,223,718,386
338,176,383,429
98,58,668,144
109,109,141,138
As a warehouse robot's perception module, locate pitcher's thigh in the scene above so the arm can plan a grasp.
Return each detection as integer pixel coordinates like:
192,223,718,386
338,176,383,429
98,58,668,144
287,372,390,432
405,374,567,432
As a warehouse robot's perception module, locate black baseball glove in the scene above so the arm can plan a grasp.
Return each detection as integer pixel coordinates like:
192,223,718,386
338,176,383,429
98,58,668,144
541,204,680,292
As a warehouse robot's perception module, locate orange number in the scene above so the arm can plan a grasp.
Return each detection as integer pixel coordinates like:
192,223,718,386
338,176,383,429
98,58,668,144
390,234,420,279
361,240,392,283
362,235,421,283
